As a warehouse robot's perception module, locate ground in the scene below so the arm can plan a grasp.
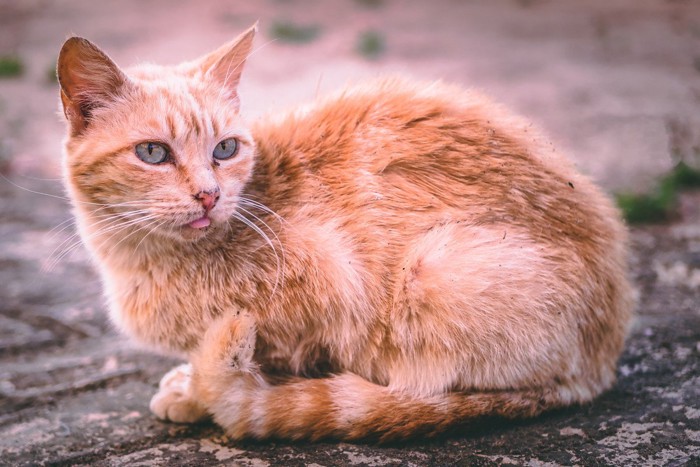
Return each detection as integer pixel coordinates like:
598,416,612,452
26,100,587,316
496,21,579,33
0,0,699,466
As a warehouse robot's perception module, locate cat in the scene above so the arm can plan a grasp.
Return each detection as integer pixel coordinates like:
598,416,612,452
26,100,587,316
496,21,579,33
56,24,633,442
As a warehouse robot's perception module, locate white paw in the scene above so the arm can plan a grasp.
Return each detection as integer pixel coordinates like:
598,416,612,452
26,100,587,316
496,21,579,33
149,363,208,423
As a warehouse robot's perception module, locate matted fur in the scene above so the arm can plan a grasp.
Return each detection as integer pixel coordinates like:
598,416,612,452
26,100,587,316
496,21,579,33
57,25,633,442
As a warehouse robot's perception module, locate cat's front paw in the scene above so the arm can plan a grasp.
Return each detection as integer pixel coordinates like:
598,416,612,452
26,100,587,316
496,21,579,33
150,363,208,424
192,313,257,378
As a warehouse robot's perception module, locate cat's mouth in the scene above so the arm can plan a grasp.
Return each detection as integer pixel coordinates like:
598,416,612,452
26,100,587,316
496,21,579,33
178,215,215,241
187,216,211,229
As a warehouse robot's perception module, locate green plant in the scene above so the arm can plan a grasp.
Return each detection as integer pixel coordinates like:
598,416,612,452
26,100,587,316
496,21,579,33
353,0,384,8
46,64,58,84
356,30,384,59
269,21,320,44
616,161,700,224
0,56,23,78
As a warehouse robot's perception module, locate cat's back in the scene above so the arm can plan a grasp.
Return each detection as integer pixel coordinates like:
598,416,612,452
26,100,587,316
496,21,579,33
252,77,624,250
255,77,582,193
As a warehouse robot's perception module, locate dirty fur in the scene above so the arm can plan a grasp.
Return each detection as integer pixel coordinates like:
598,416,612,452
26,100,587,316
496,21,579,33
57,25,633,442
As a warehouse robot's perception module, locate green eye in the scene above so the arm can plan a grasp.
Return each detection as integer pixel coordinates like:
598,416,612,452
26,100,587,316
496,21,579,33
213,138,239,160
135,142,168,164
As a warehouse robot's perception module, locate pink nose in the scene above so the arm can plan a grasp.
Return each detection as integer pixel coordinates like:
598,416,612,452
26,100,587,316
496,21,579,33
195,189,220,212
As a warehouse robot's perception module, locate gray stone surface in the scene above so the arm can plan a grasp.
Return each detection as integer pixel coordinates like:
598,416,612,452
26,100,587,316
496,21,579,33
0,172,699,467
1,0,700,465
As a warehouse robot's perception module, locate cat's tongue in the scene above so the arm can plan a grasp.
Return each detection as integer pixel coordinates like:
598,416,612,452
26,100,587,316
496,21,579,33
188,216,211,229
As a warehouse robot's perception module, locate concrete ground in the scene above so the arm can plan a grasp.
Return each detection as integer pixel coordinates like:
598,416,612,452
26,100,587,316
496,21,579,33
0,0,699,465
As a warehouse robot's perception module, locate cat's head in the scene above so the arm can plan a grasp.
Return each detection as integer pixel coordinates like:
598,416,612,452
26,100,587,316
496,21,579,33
57,25,257,244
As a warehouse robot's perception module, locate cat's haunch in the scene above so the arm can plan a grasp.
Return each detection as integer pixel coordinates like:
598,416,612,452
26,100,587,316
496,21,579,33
57,24,633,442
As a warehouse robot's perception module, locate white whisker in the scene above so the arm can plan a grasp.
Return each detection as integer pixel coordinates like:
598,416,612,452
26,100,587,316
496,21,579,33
237,205,286,270
105,216,162,257
134,218,167,252
239,197,289,226
45,210,159,271
232,209,284,301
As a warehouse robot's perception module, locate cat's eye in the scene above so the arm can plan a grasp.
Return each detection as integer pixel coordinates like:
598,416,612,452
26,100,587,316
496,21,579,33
135,142,168,164
213,138,239,160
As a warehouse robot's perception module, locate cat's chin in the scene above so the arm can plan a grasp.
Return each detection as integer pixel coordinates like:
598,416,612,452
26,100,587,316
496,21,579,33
178,224,215,242
175,220,227,243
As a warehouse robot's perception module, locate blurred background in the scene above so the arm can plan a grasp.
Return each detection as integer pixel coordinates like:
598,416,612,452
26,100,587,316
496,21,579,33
1,0,699,188
1,1,699,465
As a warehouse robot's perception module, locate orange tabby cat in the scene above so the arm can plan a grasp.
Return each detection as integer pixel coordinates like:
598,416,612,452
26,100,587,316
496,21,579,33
56,25,633,442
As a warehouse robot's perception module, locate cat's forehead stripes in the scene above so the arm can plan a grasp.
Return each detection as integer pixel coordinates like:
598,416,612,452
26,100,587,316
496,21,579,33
166,115,178,140
133,76,232,150
164,83,211,137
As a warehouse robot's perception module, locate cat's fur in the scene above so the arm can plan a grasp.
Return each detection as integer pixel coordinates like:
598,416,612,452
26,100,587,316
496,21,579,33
57,25,633,442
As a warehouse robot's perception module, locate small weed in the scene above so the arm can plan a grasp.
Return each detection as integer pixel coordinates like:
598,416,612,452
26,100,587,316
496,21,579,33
356,30,384,59
616,192,672,224
354,0,384,8
0,56,23,78
616,162,700,224
514,0,538,7
269,21,320,44
46,64,58,84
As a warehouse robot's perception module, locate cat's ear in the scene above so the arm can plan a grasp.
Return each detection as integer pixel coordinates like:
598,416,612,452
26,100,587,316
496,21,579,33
196,23,257,105
57,37,130,136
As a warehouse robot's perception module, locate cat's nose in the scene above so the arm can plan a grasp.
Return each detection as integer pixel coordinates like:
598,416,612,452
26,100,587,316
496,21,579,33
194,188,220,213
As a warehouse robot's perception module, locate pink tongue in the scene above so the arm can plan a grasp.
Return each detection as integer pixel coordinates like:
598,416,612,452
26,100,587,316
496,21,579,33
188,217,211,229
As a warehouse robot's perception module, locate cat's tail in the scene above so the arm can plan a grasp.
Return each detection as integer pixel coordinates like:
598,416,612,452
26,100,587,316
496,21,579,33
190,315,569,443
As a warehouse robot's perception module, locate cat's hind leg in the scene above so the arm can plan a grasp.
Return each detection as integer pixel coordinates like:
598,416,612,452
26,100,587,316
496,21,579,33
150,363,209,423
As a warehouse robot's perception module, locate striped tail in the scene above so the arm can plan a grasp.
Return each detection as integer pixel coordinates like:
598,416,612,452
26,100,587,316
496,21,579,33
188,315,569,443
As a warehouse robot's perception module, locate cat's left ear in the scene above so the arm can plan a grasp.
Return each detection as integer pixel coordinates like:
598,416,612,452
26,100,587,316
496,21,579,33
57,37,131,136
196,23,257,104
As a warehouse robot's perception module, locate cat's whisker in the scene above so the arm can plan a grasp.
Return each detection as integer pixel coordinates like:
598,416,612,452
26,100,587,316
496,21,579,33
232,211,283,301
102,216,161,253
96,215,160,243
133,218,168,253
86,209,153,222
239,198,289,226
44,232,84,272
46,216,78,240
237,205,286,269
47,215,128,269
71,209,155,239
0,172,152,209
44,219,159,272
47,226,88,263
85,202,155,219
0,172,74,204
0,173,171,219
46,217,128,271
106,216,163,257
45,212,160,271
44,220,119,272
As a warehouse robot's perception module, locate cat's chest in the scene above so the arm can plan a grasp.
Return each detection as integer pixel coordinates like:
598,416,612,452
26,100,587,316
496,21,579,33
104,258,229,352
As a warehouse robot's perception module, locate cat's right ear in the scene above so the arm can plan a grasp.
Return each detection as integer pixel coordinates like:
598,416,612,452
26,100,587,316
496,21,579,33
194,23,257,107
57,37,130,136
